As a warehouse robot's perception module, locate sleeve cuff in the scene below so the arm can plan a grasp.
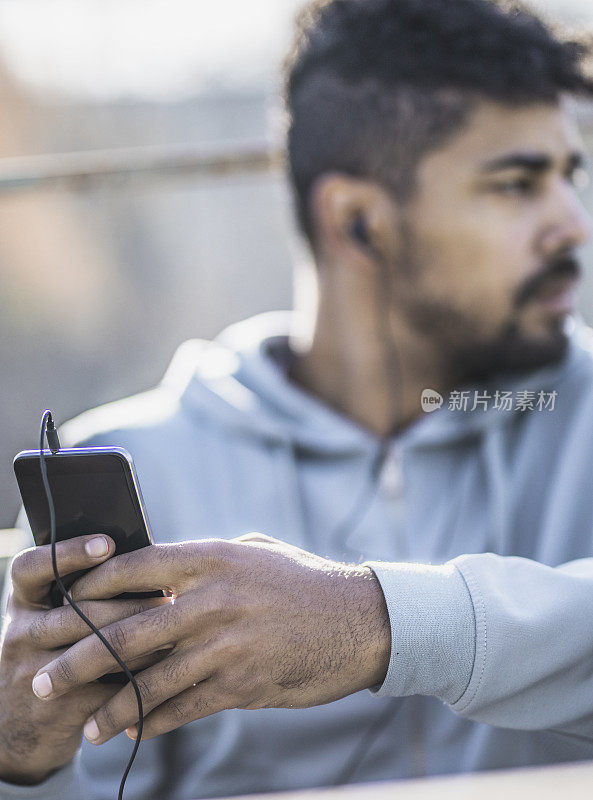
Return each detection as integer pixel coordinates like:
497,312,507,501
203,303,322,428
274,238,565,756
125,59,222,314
363,561,476,705
0,753,81,799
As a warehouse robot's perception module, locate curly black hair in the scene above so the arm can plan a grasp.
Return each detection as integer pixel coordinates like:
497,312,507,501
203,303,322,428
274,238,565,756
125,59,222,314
283,0,593,247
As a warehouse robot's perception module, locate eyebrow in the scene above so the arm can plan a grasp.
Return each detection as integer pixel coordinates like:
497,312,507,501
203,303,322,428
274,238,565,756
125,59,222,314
480,151,587,174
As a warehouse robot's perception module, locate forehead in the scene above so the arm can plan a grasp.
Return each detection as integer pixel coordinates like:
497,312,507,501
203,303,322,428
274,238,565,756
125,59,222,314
415,99,584,182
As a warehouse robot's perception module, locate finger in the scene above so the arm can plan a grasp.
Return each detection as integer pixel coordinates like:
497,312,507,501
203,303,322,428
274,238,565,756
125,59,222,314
40,682,128,737
82,646,213,744
109,647,173,674
24,596,172,649
10,536,116,607
32,602,183,699
125,680,225,741
69,539,230,601
52,681,125,721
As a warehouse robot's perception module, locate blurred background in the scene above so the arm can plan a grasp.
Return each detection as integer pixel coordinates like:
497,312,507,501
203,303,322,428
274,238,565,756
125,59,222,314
0,0,593,528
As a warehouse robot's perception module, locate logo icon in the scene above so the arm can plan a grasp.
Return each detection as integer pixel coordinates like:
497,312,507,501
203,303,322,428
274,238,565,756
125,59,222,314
421,389,444,413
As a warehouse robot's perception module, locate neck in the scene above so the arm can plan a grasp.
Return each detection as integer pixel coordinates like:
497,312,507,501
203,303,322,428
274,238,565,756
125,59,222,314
287,268,452,439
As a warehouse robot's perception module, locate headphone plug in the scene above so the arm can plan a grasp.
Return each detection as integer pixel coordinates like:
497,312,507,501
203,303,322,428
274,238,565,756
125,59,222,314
44,410,61,454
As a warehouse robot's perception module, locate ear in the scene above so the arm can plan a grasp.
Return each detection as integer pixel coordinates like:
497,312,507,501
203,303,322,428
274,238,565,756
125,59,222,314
308,173,399,266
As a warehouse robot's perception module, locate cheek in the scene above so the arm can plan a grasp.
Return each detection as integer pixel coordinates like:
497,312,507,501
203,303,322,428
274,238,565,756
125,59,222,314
410,209,533,330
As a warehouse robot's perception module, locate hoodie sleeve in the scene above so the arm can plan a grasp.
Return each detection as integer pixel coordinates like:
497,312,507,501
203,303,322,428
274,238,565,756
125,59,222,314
366,553,593,739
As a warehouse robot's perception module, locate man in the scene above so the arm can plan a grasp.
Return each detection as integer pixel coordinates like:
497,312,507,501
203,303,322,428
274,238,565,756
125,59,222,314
1,0,593,797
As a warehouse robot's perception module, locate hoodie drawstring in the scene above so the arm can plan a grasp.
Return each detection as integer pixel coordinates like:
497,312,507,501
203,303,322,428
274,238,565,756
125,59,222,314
273,440,311,550
484,426,509,555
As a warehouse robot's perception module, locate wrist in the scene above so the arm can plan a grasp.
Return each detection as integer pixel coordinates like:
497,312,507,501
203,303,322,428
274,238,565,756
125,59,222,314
360,566,391,687
341,565,391,690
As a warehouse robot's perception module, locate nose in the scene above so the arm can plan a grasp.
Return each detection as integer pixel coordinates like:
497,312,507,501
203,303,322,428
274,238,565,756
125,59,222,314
539,180,593,258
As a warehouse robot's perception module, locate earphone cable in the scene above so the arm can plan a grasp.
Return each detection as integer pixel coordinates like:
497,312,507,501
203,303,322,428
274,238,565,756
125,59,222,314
331,228,410,785
39,409,143,800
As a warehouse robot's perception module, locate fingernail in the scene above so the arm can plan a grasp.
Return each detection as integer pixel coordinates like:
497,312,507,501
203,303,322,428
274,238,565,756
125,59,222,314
32,672,53,699
84,718,100,742
85,537,109,558
126,726,137,740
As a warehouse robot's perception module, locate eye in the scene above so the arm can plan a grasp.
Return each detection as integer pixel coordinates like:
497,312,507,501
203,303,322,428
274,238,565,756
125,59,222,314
493,177,537,197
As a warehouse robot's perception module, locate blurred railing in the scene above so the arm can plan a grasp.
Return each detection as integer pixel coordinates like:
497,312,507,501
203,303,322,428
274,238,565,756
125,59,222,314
0,104,591,195
0,141,282,194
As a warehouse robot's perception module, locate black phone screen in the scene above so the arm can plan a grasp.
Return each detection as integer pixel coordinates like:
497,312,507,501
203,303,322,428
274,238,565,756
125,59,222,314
13,450,151,555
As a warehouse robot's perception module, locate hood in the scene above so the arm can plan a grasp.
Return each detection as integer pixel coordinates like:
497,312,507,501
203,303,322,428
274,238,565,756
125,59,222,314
160,310,593,457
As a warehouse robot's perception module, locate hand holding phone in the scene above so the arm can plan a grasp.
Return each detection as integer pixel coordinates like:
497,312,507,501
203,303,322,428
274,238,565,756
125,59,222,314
13,446,167,684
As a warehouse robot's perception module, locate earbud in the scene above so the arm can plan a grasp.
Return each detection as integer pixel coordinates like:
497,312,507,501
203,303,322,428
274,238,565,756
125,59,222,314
349,215,370,248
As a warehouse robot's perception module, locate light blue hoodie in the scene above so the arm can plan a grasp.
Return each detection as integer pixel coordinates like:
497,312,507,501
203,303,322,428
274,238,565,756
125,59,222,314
2,310,593,800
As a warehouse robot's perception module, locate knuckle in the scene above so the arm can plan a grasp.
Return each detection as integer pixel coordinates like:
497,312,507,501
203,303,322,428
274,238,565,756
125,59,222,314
130,602,149,618
158,543,197,581
137,601,176,638
104,622,128,654
134,675,156,706
27,610,52,647
114,550,141,580
100,701,121,733
162,656,188,685
200,539,235,570
72,601,97,624
189,691,212,717
10,548,35,586
215,672,250,707
165,698,187,724
53,655,76,686
114,551,134,574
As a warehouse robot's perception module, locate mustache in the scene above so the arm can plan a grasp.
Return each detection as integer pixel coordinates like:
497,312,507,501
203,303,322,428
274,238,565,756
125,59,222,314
515,254,582,308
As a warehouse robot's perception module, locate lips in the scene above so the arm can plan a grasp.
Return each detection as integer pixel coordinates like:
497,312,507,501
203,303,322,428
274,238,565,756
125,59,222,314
533,276,578,301
532,276,578,313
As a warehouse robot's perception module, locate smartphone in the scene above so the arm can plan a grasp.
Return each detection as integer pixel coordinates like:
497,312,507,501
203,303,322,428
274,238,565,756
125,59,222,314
13,446,164,608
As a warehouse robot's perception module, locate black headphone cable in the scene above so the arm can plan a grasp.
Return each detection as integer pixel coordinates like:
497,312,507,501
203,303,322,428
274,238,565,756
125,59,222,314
331,223,412,786
39,409,142,800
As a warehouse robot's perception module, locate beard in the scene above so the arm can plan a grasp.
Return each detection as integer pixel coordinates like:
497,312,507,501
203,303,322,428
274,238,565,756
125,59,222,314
444,315,569,385
393,223,580,386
